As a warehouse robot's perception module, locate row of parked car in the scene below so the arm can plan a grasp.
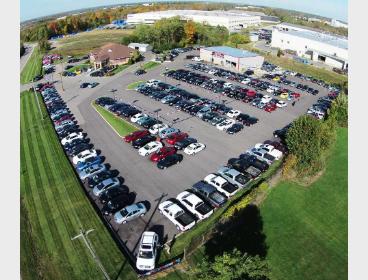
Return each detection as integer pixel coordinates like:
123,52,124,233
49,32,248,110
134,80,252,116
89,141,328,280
165,68,290,114
185,62,317,98
37,83,156,240
157,138,287,233
306,93,338,120
136,80,259,134
95,97,206,169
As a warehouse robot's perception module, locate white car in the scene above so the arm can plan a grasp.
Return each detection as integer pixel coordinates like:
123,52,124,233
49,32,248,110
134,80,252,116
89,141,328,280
241,78,251,85
276,100,287,108
138,141,163,156
246,148,274,165
208,69,217,75
261,95,272,103
158,200,196,231
204,173,240,198
149,123,168,135
216,119,235,131
223,82,233,88
254,143,283,160
61,132,83,145
226,110,241,119
72,149,97,165
184,143,206,155
136,231,159,271
131,113,147,123
176,191,214,220
146,79,160,87
192,56,203,62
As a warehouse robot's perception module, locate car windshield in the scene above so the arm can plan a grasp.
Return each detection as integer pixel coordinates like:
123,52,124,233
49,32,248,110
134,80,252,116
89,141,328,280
139,250,153,259
121,209,129,217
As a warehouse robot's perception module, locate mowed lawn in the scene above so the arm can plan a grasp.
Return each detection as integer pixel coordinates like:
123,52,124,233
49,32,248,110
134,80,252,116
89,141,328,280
260,128,348,280
20,46,43,84
20,91,137,280
92,102,138,136
51,29,134,56
142,61,160,71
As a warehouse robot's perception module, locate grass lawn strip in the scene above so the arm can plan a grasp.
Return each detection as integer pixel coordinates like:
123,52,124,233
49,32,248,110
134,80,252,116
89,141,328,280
20,46,43,84
21,91,136,279
261,128,347,280
127,81,145,90
92,102,139,137
110,64,130,75
142,61,160,71
66,63,90,73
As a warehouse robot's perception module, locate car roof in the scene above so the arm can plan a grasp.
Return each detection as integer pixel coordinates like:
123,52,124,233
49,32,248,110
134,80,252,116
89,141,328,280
141,231,157,244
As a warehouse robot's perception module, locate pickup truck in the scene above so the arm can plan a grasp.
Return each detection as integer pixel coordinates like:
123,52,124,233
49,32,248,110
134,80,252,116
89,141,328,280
245,166,262,179
217,166,252,188
204,174,239,198
158,199,196,231
177,191,213,220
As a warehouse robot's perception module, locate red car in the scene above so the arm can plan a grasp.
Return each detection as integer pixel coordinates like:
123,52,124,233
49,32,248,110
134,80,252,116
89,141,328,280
165,132,189,145
54,115,73,125
264,103,277,112
123,130,150,143
150,147,176,162
246,90,256,97
291,92,301,98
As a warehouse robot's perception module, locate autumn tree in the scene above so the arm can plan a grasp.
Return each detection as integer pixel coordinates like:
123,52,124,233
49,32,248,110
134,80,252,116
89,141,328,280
184,21,196,45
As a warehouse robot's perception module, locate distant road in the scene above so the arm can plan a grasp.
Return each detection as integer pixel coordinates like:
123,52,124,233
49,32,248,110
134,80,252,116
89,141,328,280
20,43,36,73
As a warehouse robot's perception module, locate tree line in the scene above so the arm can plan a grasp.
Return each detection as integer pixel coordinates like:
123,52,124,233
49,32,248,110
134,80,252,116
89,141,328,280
121,17,250,52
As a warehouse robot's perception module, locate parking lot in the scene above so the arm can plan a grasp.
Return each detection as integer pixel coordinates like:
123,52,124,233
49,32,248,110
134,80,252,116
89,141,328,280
47,49,333,257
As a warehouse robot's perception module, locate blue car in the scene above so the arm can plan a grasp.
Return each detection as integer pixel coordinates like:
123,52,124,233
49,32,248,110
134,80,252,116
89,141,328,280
76,156,103,171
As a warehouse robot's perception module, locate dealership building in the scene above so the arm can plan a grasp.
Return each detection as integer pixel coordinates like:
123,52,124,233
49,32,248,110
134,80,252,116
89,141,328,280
271,23,348,70
200,46,264,72
126,10,261,32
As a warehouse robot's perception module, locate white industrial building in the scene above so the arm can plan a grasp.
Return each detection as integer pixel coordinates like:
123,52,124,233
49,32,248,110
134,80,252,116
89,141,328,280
128,43,152,53
126,10,261,32
200,46,264,72
271,23,348,70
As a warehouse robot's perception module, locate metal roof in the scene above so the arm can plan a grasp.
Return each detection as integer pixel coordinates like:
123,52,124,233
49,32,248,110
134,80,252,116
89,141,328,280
203,46,260,58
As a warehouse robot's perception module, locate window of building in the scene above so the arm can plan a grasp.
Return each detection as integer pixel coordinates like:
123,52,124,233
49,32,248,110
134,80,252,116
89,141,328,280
281,39,284,43
287,41,290,44
305,45,308,49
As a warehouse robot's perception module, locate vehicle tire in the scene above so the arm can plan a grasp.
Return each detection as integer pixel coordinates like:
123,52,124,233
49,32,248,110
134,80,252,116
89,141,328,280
140,213,145,217
122,220,127,224
159,210,163,214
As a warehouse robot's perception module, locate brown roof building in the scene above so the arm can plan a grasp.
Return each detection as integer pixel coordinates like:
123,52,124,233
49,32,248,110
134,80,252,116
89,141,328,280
90,43,134,69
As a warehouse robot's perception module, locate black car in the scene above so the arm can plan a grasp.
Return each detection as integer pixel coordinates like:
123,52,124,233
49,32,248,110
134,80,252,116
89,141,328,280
132,135,156,149
80,82,90,88
174,137,197,150
87,171,114,188
135,69,146,75
239,154,269,172
244,117,258,126
226,123,244,134
64,138,88,150
32,74,43,82
64,65,74,70
66,143,92,156
57,126,80,139
101,194,134,216
227,158,252,173
273,124,292,141
202,112,219,122
141,118,160,129
157,154,184,169
99,186,129,204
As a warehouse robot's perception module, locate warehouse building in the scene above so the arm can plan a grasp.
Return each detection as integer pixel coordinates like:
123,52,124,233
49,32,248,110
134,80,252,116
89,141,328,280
128,43,152,53
271,23,348,70
200,46,264,72
126,10,261,32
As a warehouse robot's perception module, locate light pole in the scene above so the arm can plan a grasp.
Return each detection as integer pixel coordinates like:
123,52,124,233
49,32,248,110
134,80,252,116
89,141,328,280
71,229,111,280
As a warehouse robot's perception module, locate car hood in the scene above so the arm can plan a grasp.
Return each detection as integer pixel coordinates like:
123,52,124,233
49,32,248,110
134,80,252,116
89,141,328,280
136,256,155,269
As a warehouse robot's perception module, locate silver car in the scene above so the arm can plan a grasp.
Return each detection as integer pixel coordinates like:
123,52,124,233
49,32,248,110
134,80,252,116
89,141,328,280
114,202,147,224
78,164,106,180
92,178,120,196
158,127,179,139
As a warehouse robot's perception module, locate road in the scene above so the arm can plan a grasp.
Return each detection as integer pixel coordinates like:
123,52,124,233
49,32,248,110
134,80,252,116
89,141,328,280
20,43,36,73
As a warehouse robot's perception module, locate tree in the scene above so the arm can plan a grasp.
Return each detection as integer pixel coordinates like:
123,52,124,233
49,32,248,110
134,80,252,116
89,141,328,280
227,33,250,48
184,21,196,45
285,115,336,175
129,50,142,64
20,42,25,57
38,39,51,52
277,49,284,57
192,249,270,280
328,93,348,127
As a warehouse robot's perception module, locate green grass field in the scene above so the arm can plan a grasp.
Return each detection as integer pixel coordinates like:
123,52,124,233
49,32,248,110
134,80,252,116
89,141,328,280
20,46,43,84
260,128,348,280
142,61,160,71
51,29,134,56
20,91,137,280
127,81,145,90
92,102,138,136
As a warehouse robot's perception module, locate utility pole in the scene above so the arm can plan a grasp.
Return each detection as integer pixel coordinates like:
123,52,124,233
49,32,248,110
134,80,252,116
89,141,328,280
71,229,111,280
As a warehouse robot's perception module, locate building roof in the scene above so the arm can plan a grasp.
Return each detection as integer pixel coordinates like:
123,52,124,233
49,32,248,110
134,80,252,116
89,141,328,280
278,28,348,50
128,43,150,48
203,46,260,58
90,43,134,62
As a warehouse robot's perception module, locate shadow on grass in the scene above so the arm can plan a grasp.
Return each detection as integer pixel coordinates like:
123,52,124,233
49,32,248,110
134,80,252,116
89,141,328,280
204,204,268,260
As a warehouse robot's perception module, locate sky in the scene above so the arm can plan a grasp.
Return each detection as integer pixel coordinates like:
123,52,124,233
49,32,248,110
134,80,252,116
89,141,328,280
20,0,348,22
